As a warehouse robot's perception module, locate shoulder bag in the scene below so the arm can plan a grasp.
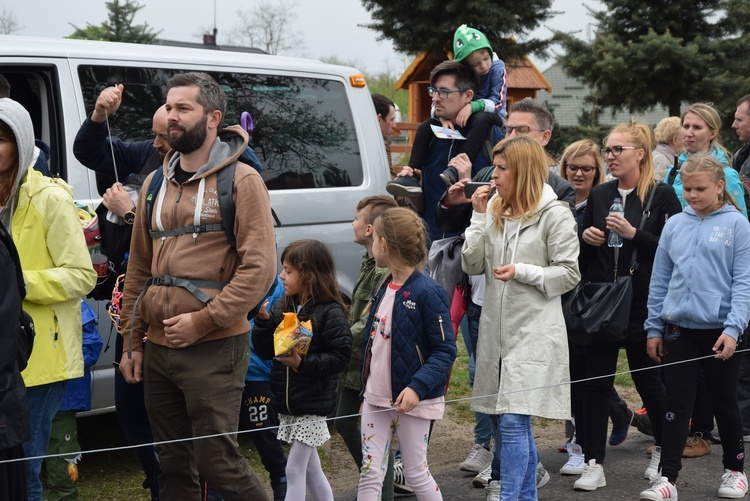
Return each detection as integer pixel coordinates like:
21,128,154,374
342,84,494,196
564,186,656,345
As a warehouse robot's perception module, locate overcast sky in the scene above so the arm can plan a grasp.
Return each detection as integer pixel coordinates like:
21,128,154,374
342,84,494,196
7,0,602,75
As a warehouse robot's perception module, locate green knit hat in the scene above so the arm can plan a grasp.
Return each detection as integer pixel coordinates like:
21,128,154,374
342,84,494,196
453,25,493,62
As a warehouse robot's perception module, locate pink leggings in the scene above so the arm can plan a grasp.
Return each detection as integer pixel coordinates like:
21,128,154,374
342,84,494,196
357,402,442,500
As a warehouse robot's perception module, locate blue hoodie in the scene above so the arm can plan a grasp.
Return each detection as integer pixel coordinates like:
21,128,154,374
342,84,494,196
671,147,747,218
645,203,750,340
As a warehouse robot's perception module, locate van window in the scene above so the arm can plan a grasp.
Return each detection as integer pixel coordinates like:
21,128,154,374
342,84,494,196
78,65,362,188
0,66,64,177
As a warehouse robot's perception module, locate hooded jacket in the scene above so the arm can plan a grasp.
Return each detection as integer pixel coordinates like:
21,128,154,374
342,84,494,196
462,184,580,419
646,203,750,341
0,98,97,387
120,125,276,352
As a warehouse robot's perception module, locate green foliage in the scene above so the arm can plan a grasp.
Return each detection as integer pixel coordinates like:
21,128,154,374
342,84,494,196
554,0,750,118
546,100,609,158
365,71,409,119
68,0,160,44
360,0,554,61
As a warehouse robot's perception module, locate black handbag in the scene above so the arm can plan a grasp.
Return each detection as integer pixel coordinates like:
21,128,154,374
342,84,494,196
564,187,656,345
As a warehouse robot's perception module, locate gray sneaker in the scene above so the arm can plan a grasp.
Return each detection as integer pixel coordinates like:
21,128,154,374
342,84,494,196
485,479,500,501
460,444,493,474
536,462,550,488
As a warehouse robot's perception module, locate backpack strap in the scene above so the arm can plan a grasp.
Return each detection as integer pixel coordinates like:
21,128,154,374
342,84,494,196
145,162,238,252
666,156,680,186
216,161,237,251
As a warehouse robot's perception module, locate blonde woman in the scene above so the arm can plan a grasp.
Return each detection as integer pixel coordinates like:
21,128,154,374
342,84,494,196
652,117,683,182
462,136,580,500
576,122,682,491
669,103,747,217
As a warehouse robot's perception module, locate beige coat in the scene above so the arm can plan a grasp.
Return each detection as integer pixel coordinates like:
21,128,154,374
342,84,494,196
462,185,580,419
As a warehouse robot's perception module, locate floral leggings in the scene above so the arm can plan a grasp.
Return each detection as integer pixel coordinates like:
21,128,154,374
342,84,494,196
357,401,442,500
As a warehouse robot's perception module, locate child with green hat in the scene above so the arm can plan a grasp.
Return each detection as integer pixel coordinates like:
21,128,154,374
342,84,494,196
387,24,506,198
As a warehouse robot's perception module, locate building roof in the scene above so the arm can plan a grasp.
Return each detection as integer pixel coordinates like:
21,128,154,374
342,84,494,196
537,62,672,127
507,56,551,92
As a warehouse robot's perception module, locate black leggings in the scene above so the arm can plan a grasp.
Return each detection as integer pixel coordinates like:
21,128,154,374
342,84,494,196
576,338,666,464
659,326,745,482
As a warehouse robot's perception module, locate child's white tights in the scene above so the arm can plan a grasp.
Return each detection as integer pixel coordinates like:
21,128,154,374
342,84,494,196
284,440,333,501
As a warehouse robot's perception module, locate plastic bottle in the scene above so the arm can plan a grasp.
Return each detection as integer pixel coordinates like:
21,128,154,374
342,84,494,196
607,197,624,248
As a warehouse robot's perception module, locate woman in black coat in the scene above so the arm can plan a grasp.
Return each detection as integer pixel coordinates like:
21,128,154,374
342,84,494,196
0,221,30,500
570,122,682,492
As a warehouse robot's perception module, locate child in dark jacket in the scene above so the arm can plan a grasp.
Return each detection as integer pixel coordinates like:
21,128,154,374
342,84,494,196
358,208,457,501
252,240,352,501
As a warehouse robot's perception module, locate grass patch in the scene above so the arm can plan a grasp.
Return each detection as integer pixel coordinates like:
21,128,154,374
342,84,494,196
615,348,636,388
445,329,476,427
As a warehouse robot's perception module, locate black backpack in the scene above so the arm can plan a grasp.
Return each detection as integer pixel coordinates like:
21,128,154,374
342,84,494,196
0,222,35,371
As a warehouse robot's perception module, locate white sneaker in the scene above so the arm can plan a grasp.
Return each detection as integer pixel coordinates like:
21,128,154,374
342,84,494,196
645,446,661,480
718,469,748,498
560,443,585,475
536,462,550,488
460,443,493,474
473,463,492,488
573,459,606,491
485,479,500,501
640,476,678,500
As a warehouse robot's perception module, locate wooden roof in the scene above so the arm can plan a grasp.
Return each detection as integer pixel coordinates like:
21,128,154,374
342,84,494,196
395,51,551,92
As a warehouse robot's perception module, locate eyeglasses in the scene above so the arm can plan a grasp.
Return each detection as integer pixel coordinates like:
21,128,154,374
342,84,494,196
501,125,546,135
566,164,596,175
601,146,638,157
427,87,469,99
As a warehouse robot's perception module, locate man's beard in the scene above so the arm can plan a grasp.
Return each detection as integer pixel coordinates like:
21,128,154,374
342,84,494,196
169,115,208,154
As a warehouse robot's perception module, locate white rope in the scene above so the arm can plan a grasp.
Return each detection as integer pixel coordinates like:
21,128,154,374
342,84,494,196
2,346,748,465
103,109,119,185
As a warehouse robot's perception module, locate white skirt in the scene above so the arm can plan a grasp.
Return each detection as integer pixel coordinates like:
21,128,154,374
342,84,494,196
277,414,330,448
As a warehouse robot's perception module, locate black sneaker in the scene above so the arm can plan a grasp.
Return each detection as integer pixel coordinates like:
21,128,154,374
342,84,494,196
439,166,458,189
386,176,422,198
271,476,287,501
632,409,653,437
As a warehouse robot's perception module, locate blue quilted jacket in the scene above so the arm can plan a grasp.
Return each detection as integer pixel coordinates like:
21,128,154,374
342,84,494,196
361,271,457,402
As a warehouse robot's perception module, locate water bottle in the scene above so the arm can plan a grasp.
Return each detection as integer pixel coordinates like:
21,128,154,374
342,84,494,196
607,197,624,248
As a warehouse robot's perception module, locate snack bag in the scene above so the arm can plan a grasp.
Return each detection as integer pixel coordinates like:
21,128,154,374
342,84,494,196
273,312,313,358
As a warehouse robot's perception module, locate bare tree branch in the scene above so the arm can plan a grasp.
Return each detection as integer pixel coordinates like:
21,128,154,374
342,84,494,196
0,8,22,35
230,0,301,55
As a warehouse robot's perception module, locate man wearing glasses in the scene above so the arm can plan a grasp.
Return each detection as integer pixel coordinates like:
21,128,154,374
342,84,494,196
387,60,502,243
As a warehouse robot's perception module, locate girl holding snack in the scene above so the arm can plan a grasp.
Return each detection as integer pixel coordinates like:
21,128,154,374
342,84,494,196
358,207,457,500
252,239,352,501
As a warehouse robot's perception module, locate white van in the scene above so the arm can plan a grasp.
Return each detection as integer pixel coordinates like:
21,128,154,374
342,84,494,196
0,35,391,414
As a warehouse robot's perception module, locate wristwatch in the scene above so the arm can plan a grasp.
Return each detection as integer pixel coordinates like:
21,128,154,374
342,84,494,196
123,207,136,225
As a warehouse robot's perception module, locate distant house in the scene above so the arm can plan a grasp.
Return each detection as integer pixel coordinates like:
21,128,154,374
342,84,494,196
537,62,671,127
